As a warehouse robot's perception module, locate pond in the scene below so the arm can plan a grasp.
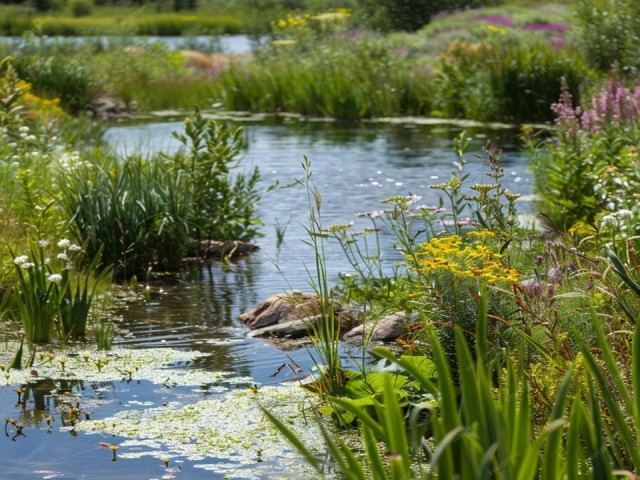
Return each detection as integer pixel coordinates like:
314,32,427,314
0,116,534,479
0,34,256,54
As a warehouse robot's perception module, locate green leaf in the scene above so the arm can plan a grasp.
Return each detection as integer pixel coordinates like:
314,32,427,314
346,372,409,399
398,355,437,379
9,337,24,370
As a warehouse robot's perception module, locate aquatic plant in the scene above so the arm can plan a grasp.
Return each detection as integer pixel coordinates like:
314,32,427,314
58,244,113,340
211,36,434,120
8,239,108,343
60,109,260,278
170,108,261,248
9,241,67,344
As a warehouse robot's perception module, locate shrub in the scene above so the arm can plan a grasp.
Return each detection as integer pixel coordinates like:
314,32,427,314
70,0,92,18
356,0,494,32
574,0,640,75
59,110,261,278
434,36,587,122
10,55,98,114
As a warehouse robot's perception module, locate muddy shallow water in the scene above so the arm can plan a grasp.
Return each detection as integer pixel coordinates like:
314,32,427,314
0,117,534,478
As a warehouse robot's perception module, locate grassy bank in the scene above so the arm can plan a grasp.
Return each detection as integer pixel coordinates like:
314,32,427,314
0,9,244,36
0,3,593,123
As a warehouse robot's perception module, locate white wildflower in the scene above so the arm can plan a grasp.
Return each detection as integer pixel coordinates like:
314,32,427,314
38,239,49,248
57,239,71,249
21,262,35,269
48,274,63,284
13,255,29,265
57,253,69,261
18,126,29,133
68,244,82,252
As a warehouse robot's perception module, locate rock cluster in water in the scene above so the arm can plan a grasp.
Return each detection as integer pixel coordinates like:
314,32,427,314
238,290,407,343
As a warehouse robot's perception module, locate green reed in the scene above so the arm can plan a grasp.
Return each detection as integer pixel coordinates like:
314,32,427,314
58,245,113,340
299,156,345,397
10,242,65,343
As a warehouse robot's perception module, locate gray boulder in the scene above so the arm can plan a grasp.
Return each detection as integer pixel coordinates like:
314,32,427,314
238,291,341,330
247,315,320,339
342,312,407,344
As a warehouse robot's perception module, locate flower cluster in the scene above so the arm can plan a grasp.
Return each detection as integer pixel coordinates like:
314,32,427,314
413,230,519,285
552,78,640,134
272,13,310,30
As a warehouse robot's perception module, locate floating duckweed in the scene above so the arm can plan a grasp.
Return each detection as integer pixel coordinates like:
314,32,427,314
75,385,323,478
0,343,244,386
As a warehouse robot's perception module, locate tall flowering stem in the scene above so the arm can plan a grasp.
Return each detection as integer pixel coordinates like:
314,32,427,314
10,241,68,344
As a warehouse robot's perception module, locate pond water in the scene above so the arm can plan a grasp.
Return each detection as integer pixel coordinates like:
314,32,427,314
0,116,534,479
0,34,256,54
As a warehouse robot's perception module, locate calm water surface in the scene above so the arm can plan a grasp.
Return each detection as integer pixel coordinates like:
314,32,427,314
0,34,255,53
0,118,533,478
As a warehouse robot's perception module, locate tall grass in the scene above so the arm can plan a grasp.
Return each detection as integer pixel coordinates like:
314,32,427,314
299,156,345,396
212,38,434,120
10,243,62,344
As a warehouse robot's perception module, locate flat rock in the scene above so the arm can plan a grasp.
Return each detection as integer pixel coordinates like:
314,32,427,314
247,315,320,339
202,240,259,259
239,291,339,330
342,312,407,344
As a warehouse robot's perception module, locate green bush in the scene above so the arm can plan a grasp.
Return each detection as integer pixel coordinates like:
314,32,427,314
356,0,496,32
70,0,93,18
59,110,261,278
433,37,587,122
574,0,640,75
10,55,98,114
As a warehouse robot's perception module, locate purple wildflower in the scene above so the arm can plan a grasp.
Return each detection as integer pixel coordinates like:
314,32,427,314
522,23,570,31
552,77,640,135
474,15,516,27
